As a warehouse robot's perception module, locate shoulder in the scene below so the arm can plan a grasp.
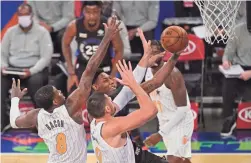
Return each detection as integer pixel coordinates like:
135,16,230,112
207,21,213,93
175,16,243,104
5,25,19,35
34,24,50,34
64,19,77,37
234,22,247,33
164,66,184,87
29,109,41,124
36,108,44,116
163,63,182,76
66,19,77,30
170,67,183,81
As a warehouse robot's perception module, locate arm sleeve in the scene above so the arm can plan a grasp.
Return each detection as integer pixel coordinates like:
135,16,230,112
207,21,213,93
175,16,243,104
51,1,74,32
158,106,188,137
1,28,12,68
9,97,21,128
140,1,159,32
113,65,146,110
222,36,237,62
222,24,242,62
29,30,53,75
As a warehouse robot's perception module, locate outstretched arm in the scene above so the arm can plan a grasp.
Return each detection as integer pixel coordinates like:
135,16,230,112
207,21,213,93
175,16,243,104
102,61,158,138
113,28,164,112
66,16,121,122
141,52,180,94
9,79,39,128
108,18,124,77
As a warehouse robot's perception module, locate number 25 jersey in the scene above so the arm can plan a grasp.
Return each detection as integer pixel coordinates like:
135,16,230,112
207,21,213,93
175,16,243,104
75,16,113,69
37,105,87,163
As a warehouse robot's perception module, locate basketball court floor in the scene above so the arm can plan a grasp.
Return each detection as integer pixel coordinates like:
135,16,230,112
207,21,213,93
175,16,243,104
1,130,251,163
1,153,251,163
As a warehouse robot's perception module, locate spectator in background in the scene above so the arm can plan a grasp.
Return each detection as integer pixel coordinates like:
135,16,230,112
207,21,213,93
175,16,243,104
235,1,246,24
102,1,131,56
1,3,53,130
29,1,74,58
221,22,251,137
62,1,123,94
113,1,159,55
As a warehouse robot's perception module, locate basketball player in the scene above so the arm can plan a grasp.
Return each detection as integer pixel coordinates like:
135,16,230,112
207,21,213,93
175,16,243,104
62,1,123,93
91,28,172,116
90,27,164,145
88,60,169,163
88,33,182,163
9,15,121,163
143,41,194,163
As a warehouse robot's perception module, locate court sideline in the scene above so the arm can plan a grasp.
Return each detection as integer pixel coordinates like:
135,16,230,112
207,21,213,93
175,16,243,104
1,153,251,163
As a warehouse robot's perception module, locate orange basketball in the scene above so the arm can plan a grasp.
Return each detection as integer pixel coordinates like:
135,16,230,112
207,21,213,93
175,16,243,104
160,26,188,53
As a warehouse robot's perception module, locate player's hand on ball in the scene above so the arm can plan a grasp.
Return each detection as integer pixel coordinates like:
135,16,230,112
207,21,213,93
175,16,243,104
11,78,27,99
115,60,136,87
144,133,162,147
104,14,122,40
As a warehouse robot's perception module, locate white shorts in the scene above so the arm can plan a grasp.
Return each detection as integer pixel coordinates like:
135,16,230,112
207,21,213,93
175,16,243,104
162,110,194,158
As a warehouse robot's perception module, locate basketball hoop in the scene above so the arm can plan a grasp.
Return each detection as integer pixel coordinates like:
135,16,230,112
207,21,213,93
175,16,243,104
194,0,242,44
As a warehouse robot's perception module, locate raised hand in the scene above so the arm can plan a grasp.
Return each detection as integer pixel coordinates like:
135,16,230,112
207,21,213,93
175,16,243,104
115,60,136,87
138,28,148,51
104,14,122,40
138,28,165,67
11,78,27,99
138,28,152,57
148,52,165,67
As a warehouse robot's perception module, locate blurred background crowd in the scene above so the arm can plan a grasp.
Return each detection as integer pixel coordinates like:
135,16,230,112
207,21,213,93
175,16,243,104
1,0,251,142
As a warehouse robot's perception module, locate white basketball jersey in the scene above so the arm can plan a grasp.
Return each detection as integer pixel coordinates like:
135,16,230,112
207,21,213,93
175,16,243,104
37,105,87,163
145,68,192,127
90,120,135,163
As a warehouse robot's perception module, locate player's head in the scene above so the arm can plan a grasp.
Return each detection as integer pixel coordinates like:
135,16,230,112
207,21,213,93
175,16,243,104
34,85,65,111
87,92,116,118
82,1,103,27
17,3,33,28
91,69,117,95
150,40,165,68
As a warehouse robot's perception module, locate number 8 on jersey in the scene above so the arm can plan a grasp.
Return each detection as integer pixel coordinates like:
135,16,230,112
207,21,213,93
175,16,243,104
56,133,67,154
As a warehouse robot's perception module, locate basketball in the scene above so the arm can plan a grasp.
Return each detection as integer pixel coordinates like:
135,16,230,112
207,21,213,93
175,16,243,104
160,26,188,53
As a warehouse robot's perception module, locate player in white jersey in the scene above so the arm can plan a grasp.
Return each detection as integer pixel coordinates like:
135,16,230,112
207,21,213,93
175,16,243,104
90,28,164,146
87,60,164,163
144,41,194,163
89,29,182,163
9,15,121,163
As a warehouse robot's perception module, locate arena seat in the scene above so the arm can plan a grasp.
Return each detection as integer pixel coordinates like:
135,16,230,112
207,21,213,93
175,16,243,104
236,102,251,129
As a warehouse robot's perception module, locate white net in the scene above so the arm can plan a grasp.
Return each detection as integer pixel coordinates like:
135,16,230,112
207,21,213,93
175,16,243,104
194,0,242,44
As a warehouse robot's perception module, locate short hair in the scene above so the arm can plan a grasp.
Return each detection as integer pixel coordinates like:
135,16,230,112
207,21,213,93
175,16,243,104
87,92,106,118
151,40,165,52
34,85,54,110
82,1,103,11
18,3,33,14
92,68,104,85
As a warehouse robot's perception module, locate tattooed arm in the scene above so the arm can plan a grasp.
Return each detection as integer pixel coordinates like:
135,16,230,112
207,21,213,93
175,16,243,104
66,16,121,124
140,53,180,94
